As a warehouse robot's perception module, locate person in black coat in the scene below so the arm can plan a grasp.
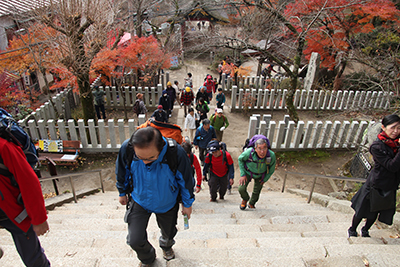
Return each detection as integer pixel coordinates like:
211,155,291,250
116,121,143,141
348,114,400,238
196,86,209,104
151,105,168,123
159,90,171,117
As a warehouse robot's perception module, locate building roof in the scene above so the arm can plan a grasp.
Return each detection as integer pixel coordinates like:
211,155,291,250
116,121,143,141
0,0,50,17
168,1,229,24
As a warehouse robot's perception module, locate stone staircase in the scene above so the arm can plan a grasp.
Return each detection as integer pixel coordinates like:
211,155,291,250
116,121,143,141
1,187,400,267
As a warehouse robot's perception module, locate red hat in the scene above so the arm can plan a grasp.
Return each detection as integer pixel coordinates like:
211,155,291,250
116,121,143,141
207,75,212,79
158,105,163,110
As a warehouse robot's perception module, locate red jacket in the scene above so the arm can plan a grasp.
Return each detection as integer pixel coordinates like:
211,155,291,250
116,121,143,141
192,154,202,187
203,80,216,94
180,90,194,105
0,138,47,232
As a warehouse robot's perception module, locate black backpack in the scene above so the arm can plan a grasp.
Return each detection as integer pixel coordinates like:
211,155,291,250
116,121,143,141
242,135,272,180
206,142,230,170
124,137,178,193
133,100,141,115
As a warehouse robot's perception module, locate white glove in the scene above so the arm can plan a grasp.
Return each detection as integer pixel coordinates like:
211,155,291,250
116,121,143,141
221,103,224,106
220,126,225,131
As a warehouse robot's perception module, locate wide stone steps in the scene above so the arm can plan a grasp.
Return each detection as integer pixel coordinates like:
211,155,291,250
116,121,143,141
1,189,400,267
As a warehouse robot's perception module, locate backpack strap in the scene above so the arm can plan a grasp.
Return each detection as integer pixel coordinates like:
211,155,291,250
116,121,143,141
0,152,28,224
244,148,271,181
124,137,178,194
165,138,178,175
207,149,229,170
189,153,194,166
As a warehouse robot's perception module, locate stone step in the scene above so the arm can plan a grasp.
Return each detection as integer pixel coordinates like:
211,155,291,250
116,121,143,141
1,189,399,267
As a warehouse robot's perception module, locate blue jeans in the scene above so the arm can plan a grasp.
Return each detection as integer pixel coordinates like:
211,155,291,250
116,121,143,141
0,219,50,267
95,104,106,119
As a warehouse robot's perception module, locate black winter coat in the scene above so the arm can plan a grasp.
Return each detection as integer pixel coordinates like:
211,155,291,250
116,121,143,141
366,139,400,191
196,91,209,104
159,95,171,111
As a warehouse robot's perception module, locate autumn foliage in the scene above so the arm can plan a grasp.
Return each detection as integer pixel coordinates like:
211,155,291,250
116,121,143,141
284,0,400,69
91,35,171,86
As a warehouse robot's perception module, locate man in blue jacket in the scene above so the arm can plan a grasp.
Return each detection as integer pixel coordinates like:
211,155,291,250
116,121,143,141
116,127,195,267
193,119,217,166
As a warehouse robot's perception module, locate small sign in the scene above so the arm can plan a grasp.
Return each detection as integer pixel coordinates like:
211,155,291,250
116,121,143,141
170,56,179,68
39,140,63,152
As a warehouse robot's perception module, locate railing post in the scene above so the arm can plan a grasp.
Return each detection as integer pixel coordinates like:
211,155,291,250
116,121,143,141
69,176,77,203
99,170,104,193
282,173,287,193
308,177,317,204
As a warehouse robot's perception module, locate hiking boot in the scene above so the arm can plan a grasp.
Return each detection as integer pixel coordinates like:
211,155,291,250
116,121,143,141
210,199,217,202
348,227,358,237
240,200,247,210
138,263,152,267
219,195,224,200
361,227,371,238
163,248,175,261
248,204,256,209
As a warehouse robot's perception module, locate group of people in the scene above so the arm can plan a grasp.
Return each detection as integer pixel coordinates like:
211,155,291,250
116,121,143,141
3,73,399,267
113,113,400,267
114,123,278,266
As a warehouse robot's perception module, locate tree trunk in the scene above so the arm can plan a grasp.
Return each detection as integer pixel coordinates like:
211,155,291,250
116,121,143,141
286,37,305,123
77,72,95,122
257,57,265,77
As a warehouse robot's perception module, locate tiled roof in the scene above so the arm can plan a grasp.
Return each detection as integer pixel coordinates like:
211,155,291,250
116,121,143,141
0,0,51,17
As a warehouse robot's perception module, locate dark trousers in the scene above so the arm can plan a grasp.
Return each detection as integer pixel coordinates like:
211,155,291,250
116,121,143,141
208,172,228,201
199,147,207,163
125,200,179,264
0,219,50,267
95,104,106,119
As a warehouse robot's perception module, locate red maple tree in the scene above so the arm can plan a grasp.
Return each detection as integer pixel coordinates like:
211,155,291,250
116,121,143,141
91,35,171,119
285,0,400,71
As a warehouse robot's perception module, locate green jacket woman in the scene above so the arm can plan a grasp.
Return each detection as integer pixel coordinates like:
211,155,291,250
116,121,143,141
238,138,276,210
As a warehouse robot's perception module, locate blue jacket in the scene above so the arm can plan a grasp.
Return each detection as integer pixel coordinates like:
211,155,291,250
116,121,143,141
115,137,195,213
216,93,226,105
193,125,217,149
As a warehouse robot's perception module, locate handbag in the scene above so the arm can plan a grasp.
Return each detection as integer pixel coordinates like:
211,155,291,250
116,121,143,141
370,186,396,212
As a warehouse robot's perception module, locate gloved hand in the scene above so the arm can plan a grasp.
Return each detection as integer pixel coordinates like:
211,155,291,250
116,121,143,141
220,126,225,131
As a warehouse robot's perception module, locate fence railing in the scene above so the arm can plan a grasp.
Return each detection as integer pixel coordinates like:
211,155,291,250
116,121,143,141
248,114,371,150
40,169,104,203
21,88,79,124
23,115,147,153
283,171,366,203
232,86,392,111
101,84,163,110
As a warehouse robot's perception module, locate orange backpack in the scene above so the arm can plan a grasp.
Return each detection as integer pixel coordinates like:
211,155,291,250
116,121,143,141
137,119,183,144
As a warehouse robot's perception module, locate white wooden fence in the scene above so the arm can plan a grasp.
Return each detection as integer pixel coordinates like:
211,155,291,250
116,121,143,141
248,114,371,151
231,86,392,111
20,112,370,154
101,84,163,109
23,115,148,153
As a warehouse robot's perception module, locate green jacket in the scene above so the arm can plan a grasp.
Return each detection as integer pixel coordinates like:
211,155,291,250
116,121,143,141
238,147,276,182
210,114,229,131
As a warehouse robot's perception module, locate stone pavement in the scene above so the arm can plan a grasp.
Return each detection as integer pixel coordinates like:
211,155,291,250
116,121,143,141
1,187,400,267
